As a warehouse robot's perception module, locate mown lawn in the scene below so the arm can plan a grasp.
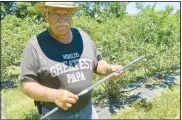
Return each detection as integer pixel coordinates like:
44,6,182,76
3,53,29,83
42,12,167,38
2,84,180,119
110,85,180,119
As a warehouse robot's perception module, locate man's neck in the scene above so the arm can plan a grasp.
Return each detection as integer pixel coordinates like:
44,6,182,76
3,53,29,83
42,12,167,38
48,28,72,44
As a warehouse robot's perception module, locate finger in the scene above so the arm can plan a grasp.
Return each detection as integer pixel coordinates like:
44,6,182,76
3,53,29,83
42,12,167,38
120,70,124,74
67,98,77,104
116,65,122,71
115,71,123,76
111,65,117,71
62,97,68,103
111,65,122,72
115,72,123,77
110,77,118,80
64,103,72,108
61,106,68,111
114,73,120,76
69,92,79,100
56,102,64,108
111,73,122,80
74,95,79,100
65,90,79,100
110,75,118,79
119,71,123,75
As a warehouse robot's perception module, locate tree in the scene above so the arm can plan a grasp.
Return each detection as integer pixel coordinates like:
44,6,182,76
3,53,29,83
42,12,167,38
76,2,128,23
1,2,16,19
175,9,180,14
135,2,145,10
104,2,128,18
1,2,39,19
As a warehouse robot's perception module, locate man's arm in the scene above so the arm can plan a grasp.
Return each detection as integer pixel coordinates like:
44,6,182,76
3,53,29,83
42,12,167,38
20,80,57,102
20,42,78,111
20,80,78,110
95,60,111,75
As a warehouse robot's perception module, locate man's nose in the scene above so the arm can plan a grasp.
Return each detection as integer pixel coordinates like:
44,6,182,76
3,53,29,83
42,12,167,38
58,17,66,22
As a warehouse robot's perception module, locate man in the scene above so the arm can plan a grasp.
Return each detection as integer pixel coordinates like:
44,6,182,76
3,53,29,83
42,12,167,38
20,2,123,119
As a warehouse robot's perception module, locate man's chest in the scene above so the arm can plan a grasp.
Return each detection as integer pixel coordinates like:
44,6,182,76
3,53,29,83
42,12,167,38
36,43,96,90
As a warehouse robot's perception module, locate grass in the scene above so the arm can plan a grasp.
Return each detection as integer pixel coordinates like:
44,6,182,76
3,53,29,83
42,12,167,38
2,79,180,119
1,86,40,119
111,85,180,119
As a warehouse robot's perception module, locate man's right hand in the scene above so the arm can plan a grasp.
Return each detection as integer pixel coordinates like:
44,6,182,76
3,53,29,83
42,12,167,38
53,89,79,111
20,81,78,111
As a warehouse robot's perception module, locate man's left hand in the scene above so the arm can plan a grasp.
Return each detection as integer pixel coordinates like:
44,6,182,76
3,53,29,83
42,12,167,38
96,60,123,80
108,64,123,80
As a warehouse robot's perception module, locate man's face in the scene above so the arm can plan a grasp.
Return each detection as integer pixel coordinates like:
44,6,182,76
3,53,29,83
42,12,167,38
45,7,73,36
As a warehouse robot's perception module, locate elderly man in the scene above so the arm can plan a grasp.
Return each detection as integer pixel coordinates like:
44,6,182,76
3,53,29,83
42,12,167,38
20,2,123,119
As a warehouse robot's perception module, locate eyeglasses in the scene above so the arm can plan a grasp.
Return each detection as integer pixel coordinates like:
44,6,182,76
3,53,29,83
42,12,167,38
49,13,73,20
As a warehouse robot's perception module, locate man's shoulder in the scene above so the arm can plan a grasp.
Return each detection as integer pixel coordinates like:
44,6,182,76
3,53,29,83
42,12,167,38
74,28,87,34
72,28,90,38
71,27,85,34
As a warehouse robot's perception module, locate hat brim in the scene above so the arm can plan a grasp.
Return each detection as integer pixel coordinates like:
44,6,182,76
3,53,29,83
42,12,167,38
34,3,81,14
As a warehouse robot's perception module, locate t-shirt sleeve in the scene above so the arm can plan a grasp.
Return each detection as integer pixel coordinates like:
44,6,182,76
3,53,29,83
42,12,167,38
19,42,40,81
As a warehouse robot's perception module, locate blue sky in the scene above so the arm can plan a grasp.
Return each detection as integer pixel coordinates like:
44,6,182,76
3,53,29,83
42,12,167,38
126,2,180,14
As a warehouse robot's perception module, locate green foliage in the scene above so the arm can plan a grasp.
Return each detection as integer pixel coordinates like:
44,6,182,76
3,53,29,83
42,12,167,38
22,108,40,120
5,66,20,80
1,15,47,81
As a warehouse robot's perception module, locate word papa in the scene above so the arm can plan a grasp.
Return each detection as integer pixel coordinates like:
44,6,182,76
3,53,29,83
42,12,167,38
50,58,93,83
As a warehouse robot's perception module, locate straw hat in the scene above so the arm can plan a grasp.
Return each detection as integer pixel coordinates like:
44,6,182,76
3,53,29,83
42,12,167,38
34,2,81,13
